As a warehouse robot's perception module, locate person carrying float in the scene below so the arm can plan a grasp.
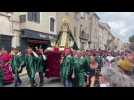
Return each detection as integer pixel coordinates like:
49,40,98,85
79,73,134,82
70,50,81,87
11,47,25,87
24,47,39,87
0,48,14,85
60,48,74,87
77,51,88,87
86,53,100,87
36,48,47,86
96,51,104,71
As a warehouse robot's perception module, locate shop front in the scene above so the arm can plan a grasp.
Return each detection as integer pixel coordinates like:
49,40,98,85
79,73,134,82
20,29,51,52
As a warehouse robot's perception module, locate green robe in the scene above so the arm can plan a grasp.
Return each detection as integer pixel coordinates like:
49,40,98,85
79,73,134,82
0,69,3,87
72,57,80,87
83,56,91,73
24,55,38,80
11,55,25,74
78,56,88,87
36,55,45,73
61,55,73,81
96,56,103,69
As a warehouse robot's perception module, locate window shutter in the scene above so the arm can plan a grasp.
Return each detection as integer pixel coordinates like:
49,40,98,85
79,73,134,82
28,12,40,23
50,17,55,32
28,12,33,21
37,12,40,23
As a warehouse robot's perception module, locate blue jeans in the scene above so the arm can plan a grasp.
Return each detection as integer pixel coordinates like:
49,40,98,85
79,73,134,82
64,80,72,87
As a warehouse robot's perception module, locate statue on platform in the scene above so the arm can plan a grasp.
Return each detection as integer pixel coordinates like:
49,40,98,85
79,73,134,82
44,17,77,79
55,17,75,49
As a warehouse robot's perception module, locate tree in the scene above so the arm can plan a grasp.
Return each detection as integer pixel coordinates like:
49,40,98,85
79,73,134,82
129,35,134,42
129,35,134,51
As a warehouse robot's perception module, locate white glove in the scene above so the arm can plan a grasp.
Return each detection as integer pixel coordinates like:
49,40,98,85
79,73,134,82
32,51,39,57
42,55,47,61
17,52,21,56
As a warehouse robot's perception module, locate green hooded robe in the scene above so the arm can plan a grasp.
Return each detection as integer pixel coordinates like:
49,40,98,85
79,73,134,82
24,55,38,80
61,55,74,82
36,55,45,73
11,54,25,74
0,69,3,87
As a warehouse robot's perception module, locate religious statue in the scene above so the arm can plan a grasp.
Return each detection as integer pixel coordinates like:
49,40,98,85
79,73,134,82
55,17,75,49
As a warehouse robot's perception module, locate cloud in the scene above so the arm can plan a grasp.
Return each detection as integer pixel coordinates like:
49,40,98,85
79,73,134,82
97,12,134,42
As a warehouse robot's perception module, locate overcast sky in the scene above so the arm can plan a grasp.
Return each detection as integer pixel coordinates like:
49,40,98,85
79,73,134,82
96,12,134,43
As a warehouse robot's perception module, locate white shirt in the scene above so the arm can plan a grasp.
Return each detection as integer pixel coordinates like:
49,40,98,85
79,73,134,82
42,54,47,61
106,56,114,62
100,83,110,87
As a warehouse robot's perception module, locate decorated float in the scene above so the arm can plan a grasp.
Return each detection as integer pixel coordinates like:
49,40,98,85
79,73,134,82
45,17,78,78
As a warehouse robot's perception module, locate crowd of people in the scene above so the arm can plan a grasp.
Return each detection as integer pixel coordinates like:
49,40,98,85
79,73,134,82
0,46,134,87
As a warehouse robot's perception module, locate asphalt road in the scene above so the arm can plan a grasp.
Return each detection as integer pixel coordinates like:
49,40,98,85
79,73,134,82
4,73,64,87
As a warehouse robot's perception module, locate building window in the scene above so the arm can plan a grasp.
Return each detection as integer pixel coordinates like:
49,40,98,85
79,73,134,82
50,17,55,32
20,14,26,23
49,16,56,34
74,27,76,37
81,42,84,50
65,12,69,16
27,12,40,23
80,12,85,19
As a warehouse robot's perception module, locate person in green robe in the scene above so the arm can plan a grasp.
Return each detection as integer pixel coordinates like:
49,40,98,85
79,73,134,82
24,47,39,87
95,52,103,71
0,49,3,87
77,51,88,87
71,50,81,87
36,48,47,86
0,68,3,87
83,51,91,74
11,48,25,87
60,48,74,87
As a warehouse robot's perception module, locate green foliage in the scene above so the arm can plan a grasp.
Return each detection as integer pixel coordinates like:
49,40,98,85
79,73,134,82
129,35,134,42
129,35,134,51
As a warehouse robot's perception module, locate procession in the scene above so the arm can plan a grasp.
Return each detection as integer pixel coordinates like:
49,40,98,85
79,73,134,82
1,46,134,87
0,12,134,87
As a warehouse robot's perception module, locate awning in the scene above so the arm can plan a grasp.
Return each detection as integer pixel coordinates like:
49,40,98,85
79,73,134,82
21,29,50,40
28,39,49,44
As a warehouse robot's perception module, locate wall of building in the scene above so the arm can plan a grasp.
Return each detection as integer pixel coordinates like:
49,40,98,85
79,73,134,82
0,12,125,51
10,12,57,48
0,13,12,36
89,13,100,49
0,12,12,51
18,12,57,35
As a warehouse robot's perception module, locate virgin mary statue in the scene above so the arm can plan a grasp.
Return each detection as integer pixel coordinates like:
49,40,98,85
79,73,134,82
55,17,75,49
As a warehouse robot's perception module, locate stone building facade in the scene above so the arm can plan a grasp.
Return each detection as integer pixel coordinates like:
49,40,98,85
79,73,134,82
0,12,124,51
0,12,13,51
10,12,57,51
